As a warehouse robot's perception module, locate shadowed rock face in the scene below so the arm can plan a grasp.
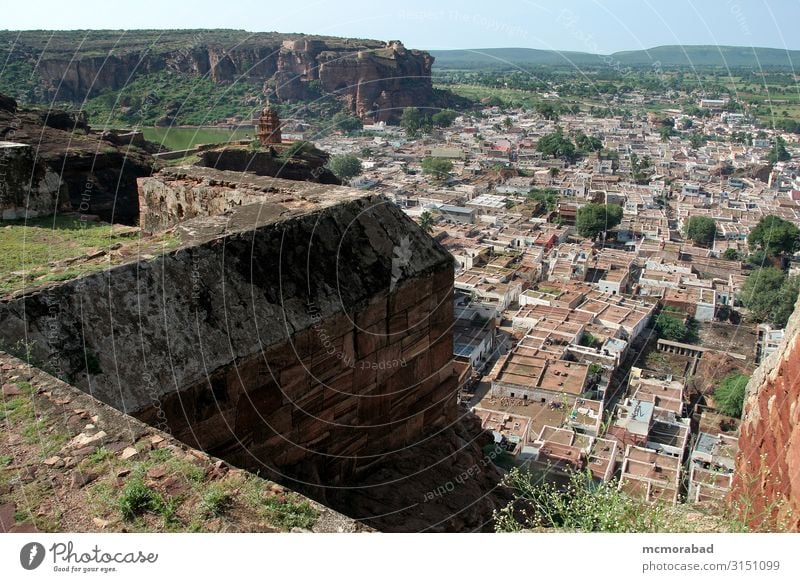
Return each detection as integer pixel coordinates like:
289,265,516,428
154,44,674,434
197,145,340,185
1,31,435,123
0,177,509,530
732,296,800,531
0,95,155,224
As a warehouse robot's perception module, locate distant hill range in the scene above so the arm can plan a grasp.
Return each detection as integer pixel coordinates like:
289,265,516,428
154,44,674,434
430,45,800,69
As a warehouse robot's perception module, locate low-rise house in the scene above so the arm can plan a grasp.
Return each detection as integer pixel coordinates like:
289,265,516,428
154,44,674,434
619,445,682,505
687,433,738,504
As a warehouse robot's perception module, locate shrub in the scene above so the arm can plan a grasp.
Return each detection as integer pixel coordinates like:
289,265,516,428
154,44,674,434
496,469,684,532
714,374,749,418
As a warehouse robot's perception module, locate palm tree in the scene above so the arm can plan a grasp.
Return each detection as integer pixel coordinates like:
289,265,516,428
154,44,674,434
419,210,434,234
549,167,560,184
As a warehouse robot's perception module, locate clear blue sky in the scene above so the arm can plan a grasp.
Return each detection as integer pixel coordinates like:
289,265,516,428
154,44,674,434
3,0,799,53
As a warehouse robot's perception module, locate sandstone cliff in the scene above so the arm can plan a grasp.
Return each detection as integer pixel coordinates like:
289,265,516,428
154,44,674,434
0,31,436,123
731,295,800,531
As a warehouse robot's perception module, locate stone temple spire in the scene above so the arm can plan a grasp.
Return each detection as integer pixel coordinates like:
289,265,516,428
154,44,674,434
257,98,282,145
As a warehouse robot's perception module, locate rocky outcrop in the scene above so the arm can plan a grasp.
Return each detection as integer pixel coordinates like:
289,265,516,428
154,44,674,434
1,31,436,122
0,176,509,530
197,144,340,185
0,95,155,223
138,167,349,233
731,295,800,531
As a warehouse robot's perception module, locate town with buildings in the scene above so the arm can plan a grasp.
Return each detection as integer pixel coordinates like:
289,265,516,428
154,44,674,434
308,98,799,507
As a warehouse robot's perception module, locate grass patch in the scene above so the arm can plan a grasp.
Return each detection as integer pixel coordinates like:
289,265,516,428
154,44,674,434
0,394,34,423
21,418,48,443
88,447,113,465
0,454,12,467
117,477,179,525
0,214,179,295
260,495,318,530
199,483,233,518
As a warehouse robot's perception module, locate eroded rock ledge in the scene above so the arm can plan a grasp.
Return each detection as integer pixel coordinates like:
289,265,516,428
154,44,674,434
0,173,509,531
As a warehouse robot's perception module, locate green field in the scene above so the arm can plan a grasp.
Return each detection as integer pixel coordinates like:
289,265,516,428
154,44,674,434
141,127,255,151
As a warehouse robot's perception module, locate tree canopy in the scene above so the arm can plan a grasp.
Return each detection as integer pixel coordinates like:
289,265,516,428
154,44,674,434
431,109,458,128
400,107,458,136
573,130,602,152
766,136,790,164
747,215,800,256
418,210,435,233
536,127,576,160
327,154,362,181
684,215,717,248
400,107,427,136
575,203,623,239
629,153,653,184
722,248,741,261
329,112,363,133
421,157,453,180
654,312,692,342
534,102,559,121
737,267,800,327
713,374,749,418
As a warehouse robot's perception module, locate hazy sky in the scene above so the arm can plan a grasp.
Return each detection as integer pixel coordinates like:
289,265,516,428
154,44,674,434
3,0,799,53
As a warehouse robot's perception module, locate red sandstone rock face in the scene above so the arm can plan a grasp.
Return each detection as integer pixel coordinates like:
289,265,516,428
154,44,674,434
732,300,800,531
7,32,434,123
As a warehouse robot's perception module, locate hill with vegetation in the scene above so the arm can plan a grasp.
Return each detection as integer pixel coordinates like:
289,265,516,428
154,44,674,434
0,29,443,126
431,45,800,70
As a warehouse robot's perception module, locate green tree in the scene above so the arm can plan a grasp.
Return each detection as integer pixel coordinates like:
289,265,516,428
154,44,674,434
330,112,363,133
747,215,800,256
766,136,790,164
503,116,513,129
536,127,576,160
684,216,717,248
737,267,799,327
527,188,558,212
629,153,653,184
327,154,362,181
722,248,741,261
654,312,690,342
713,374,749,418
400,107,427,136
534,102,559,121
688,132,707,149
574,130,603,152
658,126,676,141
431,109,458,128
418,210,435,233
494,469,693,533
421,157,453,180
576,203,623,239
